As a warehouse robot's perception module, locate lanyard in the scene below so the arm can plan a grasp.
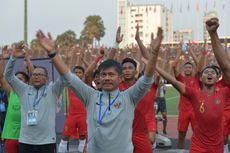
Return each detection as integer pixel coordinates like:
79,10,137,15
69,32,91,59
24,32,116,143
33,85,47,109
97,92,120,126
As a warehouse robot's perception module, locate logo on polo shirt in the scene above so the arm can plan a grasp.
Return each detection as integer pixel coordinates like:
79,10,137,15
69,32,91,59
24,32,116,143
114,102,121,109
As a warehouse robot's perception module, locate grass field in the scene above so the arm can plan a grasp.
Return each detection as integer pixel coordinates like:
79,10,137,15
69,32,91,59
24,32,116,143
164,86,180,115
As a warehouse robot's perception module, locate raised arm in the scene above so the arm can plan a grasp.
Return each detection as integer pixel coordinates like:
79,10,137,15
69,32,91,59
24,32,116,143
36,30,96,105
107,26,123,59
206,18,230,83
126,28,163,105
36,30,69,75
4,43,28,96
144,27,163,77
0,55,11,95
156,66,185,94
172,47,182,77
84,54,103,86
135,25,150,59
24,47,34,77
196,41,208,75
187,44,199,66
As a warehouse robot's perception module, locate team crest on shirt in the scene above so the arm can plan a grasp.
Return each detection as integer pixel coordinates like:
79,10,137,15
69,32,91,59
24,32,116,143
214,99,221,104
114,102,122,109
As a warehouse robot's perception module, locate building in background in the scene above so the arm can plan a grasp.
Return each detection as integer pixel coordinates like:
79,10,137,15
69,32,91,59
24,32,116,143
203,11,217,40
117,0,173,47
173,29,194,42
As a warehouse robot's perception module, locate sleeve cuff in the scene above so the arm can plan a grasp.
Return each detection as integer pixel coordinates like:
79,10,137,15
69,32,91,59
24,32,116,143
142,75,154,84
10,56,16,61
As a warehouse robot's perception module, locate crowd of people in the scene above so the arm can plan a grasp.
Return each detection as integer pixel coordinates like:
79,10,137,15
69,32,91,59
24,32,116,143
0,17,229,153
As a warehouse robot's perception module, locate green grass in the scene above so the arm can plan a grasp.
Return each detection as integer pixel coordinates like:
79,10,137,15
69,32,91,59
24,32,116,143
165,86,180,115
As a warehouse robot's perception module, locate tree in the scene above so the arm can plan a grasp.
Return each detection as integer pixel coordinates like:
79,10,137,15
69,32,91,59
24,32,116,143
80,15,105,46
56,30,77,49
30,38,46,57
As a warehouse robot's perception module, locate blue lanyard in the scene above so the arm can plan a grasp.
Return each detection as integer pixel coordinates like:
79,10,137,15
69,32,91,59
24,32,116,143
33,85,47,109
0,92,6,101
97,92,120,126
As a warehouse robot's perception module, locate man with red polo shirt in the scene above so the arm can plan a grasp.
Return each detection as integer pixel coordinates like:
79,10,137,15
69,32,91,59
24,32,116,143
58,66,87,153
119,57,157,153
174,61,200,152
157,17,230,153
216,73,230,153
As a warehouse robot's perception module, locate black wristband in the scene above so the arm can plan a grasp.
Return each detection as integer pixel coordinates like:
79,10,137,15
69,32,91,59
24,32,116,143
48,51,57,58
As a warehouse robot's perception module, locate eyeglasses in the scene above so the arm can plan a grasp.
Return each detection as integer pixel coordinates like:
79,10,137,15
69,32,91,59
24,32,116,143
32,73,46,77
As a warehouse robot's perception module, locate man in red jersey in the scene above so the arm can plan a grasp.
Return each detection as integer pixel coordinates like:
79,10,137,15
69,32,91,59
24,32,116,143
173,41,208,152
58,66,87,153
215,69,230,153
119,57,157,153
157,17,230,153
174,61,200,152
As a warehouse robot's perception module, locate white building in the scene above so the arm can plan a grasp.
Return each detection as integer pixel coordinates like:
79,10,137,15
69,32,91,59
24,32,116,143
173,29,194,42
203,11,217,40
117,0,173,47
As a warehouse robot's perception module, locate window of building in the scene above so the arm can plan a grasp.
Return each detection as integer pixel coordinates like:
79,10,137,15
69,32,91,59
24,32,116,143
135,14,143,17
131,9,136,12
139,32,143,37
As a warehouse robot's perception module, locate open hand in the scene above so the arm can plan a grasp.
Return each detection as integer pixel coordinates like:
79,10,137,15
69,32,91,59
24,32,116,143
116,26,123,44
36,30,56,53
11,42,26,58
150,27,163,55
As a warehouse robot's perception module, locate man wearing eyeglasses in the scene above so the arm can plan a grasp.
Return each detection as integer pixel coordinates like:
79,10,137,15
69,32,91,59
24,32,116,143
4,44,65,153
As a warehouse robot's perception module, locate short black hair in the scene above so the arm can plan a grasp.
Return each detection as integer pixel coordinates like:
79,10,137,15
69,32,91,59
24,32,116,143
34,66,48,76
121,58,137,69
15,71,30,82
184,61,193,67
73,66,85,74
98,59,122,75
93,69,100,78
201,65,219,77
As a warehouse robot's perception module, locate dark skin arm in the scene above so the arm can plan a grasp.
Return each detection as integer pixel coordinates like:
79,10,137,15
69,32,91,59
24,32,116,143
156,65,185,94
107,27,123,60
206,18,230,83
172,46,182,77
135,24,150,59
143,27,164,77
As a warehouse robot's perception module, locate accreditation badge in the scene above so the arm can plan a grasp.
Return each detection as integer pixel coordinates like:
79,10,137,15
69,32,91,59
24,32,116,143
27,110,38,126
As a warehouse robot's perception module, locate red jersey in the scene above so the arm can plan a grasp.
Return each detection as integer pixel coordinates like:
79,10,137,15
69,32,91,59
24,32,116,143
119,81,157,134
216,78,230,111
176,74,200,111
67,88,87,116
119,80,157,153
184,86,230,148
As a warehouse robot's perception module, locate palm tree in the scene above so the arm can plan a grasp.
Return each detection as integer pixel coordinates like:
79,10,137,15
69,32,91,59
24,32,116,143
80,15,105,47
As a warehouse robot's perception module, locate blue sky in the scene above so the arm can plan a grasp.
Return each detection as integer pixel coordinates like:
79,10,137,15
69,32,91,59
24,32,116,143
0,0,229,47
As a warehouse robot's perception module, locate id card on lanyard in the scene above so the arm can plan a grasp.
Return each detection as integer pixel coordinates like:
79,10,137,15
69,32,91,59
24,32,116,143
27,86,47,126
97,92,120,126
